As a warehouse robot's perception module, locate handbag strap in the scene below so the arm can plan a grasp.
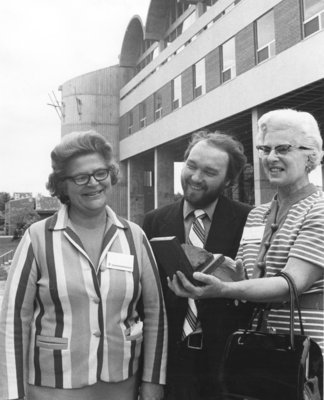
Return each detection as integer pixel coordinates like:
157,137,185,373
278,271,296,349
247,271,305,350
278,271,305,335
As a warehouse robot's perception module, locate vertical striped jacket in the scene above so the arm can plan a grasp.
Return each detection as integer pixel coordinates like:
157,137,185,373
0,205,167,400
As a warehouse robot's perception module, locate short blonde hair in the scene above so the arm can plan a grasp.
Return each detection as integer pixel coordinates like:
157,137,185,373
257,109,323,171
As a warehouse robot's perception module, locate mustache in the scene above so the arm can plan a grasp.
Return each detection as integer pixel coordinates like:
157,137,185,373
184,180,206,189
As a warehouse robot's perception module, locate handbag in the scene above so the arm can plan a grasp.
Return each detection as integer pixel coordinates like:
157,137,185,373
219,271,323,400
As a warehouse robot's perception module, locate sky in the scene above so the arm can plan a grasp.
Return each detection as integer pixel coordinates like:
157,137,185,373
0,0,151,196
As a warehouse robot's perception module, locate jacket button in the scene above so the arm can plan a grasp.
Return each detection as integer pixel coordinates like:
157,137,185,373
93,297,100,304
93,331,101,337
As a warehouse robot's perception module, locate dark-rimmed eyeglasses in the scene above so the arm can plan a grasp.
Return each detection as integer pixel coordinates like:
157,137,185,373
64,168,110,186
256,144,311,157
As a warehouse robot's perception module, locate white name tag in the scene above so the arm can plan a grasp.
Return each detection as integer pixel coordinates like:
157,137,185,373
106,252,134,272
241,225,265,243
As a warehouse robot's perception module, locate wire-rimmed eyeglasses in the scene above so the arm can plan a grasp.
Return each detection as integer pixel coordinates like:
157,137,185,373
256,144,311,157
64,168,110,186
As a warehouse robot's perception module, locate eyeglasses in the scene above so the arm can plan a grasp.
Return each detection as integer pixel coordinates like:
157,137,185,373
64,168,110,186
256,144,311,157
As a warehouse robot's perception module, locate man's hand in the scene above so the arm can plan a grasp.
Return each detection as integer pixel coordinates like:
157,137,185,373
139,382,164,400
167,270,226,299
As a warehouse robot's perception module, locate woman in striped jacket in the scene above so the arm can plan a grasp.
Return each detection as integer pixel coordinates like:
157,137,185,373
0,131,167,400
168,109,324,390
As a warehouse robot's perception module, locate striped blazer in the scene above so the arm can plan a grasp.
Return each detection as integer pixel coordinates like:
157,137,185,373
0,205,167,400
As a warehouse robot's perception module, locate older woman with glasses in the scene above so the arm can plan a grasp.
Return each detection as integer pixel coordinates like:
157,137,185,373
168,109,324,363
0,131,167,400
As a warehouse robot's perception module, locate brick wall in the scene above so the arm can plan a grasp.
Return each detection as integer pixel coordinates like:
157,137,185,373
205,47,221,92
133,104,140,133
119,114,128,140
275,0,302,54
236,23,256,76
146,94,155,126
182,66,194,106
161,81,172,117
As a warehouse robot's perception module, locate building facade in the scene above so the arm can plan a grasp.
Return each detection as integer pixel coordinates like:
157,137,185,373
5,195,60,236
61,0,324,225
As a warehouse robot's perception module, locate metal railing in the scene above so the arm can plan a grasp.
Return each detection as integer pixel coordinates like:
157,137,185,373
0,250,13,266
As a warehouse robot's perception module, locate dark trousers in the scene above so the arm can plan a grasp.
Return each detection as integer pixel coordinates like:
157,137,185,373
165,337,222,400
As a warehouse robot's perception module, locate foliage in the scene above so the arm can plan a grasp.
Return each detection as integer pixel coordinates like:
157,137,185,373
0,192,11,212
12,210,40,240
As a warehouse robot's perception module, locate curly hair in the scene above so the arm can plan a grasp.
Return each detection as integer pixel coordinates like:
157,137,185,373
257,109,323,172
184,130,247,186
46,130,119,204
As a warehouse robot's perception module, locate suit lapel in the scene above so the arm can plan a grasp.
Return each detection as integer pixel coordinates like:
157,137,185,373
158,199,188,329
159,199,186,243
205,195,236,252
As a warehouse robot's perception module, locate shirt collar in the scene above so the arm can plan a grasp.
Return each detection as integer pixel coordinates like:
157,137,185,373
49,204,126,231
183,198,218,221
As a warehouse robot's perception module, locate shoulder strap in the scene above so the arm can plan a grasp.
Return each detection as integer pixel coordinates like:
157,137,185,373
278,271,305,349
246,271,305,350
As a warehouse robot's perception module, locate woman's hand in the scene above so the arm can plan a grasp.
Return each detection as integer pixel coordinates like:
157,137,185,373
167,270,226,299
212,257,248,282
167,259,247,299
139,382,164,400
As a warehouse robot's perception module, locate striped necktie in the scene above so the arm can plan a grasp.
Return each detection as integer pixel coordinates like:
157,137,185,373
182,209,206,339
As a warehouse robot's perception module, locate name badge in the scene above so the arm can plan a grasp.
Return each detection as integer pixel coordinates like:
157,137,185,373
106,252,134,272
241,225,265,243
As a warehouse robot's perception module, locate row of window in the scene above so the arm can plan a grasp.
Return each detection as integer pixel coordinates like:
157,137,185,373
125,0,324,135
127,7,271,133
129,0,323,98
304,0,324,36
129,0,242,97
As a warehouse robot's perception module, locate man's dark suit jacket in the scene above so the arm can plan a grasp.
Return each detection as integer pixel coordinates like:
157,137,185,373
143,195,253,379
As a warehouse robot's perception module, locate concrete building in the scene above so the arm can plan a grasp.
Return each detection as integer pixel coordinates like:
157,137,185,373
60,66,132,217
60,0,324,225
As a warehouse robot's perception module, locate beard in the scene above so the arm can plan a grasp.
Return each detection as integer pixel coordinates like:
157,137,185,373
181,176,227,208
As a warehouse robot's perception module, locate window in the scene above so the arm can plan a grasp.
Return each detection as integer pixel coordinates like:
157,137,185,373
154,92,163,120
221,37,236,82
139,102,146,128
303,0,324,37
144,171,153,187
170,0,189,24
128,111,133,135
193,58,206,98
172,75,182,110
256,10,275,64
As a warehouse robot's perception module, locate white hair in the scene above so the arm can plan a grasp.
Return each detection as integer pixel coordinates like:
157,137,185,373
257,109,323,171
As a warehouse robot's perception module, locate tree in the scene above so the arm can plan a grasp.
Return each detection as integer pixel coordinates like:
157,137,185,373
0,192,11,212
12,210,40,240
